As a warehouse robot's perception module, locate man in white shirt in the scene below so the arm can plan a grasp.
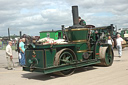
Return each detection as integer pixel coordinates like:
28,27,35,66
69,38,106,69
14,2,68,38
116,34,123,57
6,41,14,70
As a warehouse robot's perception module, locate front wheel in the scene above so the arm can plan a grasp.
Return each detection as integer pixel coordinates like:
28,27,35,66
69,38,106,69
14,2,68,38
98,46,114,66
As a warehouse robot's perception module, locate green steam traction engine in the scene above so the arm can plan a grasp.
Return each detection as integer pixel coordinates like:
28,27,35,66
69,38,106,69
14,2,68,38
23,6,114,76
121,28,128,48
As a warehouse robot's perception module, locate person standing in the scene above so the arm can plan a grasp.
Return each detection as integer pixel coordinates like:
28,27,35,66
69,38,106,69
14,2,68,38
6,41,14,70
116,34,123,57
107,35,114,48
79,16,86,26
19,38,26,66
17,39,22,65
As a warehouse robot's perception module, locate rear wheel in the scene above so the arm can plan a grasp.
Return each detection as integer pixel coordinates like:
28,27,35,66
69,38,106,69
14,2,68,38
99,46,114,66
54,48,76,76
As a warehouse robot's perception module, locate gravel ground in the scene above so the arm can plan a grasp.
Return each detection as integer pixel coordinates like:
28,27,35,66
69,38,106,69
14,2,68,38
0,48,128,85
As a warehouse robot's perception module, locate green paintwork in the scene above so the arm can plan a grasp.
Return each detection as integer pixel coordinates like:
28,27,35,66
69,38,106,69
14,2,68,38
65,29,88,41
121,29,128,45
95,43,100,57
40,30,63,40
75,43,88,60
23,58,100,74
25,50,44,68
121,30,124,38
45,49,56,67
23,25,114,75
24,42,100,74
121,30,128,38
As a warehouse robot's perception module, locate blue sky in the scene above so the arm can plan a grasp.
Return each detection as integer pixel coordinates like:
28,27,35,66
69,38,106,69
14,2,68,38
0,0,128,36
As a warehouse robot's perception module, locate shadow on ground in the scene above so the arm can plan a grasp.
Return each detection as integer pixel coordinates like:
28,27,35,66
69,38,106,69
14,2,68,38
0,62,20,69
114,59,127,62
114,55,120,57
22,66,97,81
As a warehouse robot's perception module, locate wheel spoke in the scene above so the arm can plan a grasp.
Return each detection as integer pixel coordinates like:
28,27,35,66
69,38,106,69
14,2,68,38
66,56,70,60
59,51,74,64
60,51,74,75
63,54,66,59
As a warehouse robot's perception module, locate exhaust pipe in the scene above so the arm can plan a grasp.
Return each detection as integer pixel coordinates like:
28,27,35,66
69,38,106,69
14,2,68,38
72,6,79,26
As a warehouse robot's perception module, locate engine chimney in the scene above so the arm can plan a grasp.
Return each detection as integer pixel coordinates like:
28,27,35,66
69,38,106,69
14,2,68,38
72,6,79,26
70,6,84,28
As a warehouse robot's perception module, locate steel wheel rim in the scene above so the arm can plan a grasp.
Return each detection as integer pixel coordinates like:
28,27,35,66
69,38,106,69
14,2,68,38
105,48,113,65
59,51,73,65
59,51,75,75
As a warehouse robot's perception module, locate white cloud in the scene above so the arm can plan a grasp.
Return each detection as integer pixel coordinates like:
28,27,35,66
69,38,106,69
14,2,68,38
0,0,128,36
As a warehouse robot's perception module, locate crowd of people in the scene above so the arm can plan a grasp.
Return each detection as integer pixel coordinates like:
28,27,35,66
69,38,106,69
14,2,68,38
5,38,26,70
107,34,124,57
